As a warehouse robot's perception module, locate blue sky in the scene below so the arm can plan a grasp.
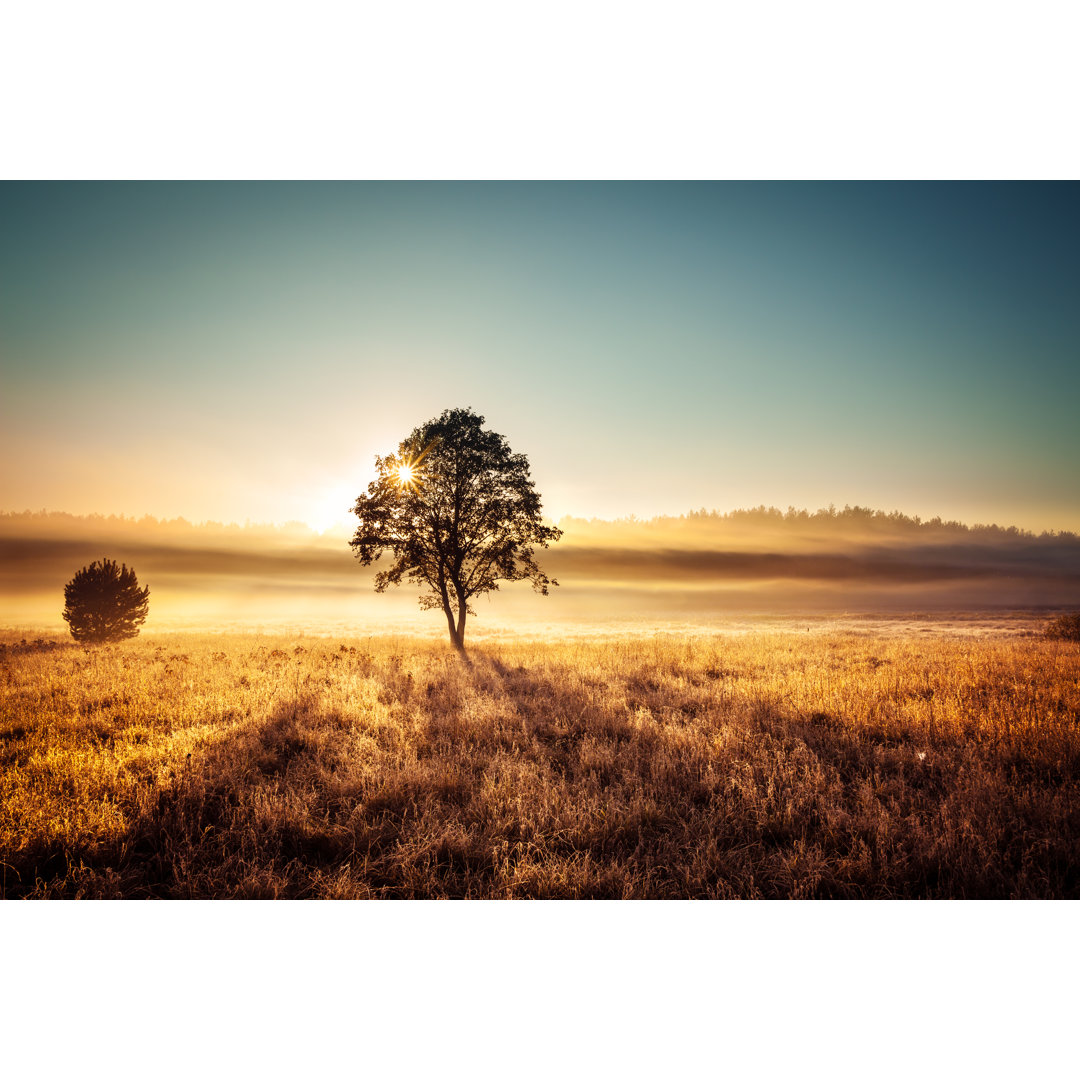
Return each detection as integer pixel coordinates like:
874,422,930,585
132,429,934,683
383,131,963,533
2,181,1077,531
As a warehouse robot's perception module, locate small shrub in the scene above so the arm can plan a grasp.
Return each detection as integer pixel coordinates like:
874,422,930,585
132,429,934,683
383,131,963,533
1045,613,1080,642
62,558,150,644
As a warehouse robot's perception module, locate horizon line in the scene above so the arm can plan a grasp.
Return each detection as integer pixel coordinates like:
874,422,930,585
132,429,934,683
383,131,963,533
3,503,1078,539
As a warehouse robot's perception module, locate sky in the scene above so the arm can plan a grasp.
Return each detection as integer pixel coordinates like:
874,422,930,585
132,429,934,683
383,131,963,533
2,181,1078,534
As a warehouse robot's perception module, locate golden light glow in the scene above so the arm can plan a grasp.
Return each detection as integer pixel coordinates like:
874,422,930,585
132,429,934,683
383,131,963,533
396,462,417,486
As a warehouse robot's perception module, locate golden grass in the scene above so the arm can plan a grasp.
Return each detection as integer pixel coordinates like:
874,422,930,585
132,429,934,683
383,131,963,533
1,628,1078,898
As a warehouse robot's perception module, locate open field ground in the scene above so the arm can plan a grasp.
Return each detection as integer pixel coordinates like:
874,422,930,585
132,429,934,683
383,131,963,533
2,625,1079,898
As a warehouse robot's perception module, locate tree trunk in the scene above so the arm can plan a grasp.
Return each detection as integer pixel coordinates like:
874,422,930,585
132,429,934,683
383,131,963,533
441,598,463,652
436,574,465,652
454,587,468,651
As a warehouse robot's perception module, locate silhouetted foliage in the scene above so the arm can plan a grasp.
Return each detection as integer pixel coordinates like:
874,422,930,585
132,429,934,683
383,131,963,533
349,408,562,650
556,504,1079,543
62,558,150,643
1045,613,1080,642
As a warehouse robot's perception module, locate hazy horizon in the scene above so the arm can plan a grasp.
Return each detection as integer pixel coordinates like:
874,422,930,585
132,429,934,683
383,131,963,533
6,504,1079,632
4,498,1080,537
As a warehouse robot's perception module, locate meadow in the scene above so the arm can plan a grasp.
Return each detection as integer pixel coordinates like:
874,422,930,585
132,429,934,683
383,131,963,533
2,625,1078,899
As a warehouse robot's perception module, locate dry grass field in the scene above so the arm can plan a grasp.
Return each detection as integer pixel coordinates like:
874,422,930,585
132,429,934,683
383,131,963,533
2,627,1078,898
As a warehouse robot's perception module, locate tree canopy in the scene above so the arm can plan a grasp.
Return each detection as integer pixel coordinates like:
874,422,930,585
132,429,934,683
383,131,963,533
62,558,150,643
349,408,562,649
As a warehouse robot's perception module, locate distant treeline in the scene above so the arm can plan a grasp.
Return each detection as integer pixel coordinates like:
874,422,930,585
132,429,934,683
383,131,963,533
558,504,1078,542
0,510,326,533
0,511,341,547
5,504,1076,542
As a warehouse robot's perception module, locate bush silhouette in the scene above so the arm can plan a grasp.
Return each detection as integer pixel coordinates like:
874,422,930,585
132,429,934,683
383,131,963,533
1045,613,1080,642
62,558,150,643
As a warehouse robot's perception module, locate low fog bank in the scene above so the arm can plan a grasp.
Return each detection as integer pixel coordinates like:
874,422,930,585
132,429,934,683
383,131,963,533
560,505,1080,551
4,508,1080,632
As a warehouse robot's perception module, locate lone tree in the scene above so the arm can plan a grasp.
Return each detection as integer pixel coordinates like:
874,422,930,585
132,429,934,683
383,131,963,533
62,558,150,643
349,407,562,650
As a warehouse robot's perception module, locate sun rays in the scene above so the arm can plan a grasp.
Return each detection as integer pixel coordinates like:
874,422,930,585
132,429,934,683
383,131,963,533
394,459,422,489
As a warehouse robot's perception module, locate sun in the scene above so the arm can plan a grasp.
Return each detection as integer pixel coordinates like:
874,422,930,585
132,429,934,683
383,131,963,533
396,462,417,486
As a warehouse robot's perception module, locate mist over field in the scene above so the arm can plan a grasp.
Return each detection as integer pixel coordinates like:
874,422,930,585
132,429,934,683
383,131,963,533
5,506,1079,632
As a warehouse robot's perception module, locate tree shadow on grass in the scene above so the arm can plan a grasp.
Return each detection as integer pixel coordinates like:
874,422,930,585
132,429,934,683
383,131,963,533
2,693,376,898
739,702,1080,898
41,679,520,898
3,649,667,898
448,652,1080,899
422,652,718,895
10,644,1076,899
